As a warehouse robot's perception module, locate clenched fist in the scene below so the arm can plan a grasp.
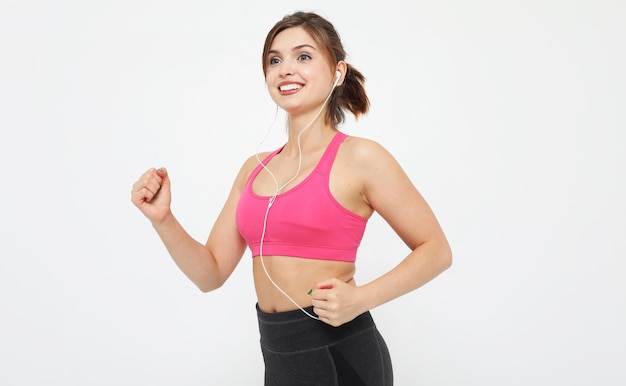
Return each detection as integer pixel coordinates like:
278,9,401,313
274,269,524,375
131,167,172,224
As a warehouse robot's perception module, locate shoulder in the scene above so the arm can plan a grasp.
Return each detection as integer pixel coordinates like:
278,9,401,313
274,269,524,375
336,134,406,191
339,134,398,168
242,152,270,170
340,134,411,192
233,152,271,189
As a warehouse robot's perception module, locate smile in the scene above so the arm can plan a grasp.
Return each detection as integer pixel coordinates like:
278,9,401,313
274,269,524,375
279,83,303,92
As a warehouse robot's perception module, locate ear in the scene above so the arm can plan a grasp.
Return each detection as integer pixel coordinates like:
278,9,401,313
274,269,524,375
335,61,348,86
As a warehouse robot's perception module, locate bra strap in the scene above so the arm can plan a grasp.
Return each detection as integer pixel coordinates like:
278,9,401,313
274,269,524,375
316,131,347,175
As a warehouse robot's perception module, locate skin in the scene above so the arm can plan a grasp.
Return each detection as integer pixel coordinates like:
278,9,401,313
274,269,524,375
131,26,452,327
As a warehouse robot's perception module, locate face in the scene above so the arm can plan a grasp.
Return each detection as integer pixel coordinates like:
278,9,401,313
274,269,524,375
264,27,336,116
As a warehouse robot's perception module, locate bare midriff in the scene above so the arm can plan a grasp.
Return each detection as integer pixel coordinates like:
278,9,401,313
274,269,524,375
253,255,356,313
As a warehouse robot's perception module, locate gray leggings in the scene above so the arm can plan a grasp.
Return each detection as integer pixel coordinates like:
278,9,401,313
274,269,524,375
257,304,393,386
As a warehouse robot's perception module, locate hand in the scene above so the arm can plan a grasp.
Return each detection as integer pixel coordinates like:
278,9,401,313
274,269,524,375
310,278,366,327
130,167,172,223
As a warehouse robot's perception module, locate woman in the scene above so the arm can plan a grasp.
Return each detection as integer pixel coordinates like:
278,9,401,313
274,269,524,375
131,11,451,386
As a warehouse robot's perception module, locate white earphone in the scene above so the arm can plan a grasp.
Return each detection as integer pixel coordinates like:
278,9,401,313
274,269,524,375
334,71,341,86
254,68,343,321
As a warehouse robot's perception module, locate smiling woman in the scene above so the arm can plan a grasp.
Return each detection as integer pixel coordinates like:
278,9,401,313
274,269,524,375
262,14,370,128
131,10,451,386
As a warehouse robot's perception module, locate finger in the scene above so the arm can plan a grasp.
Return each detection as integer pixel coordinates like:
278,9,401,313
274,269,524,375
132,175,162,202
153,167,169,189
133,180,159,201
313,310,340,327
131,187,153,206
311,280,336,301
310,288,328,301
141,169,164,194
312,303,330,317
313,279,336,290
156,167,168,181
311,279,338,299
311,297,326,309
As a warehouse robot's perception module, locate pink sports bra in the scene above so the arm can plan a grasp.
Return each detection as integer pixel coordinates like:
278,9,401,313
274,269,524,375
235,132,367,263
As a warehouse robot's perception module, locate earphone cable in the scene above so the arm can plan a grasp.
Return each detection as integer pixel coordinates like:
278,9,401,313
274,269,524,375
254,76,340,320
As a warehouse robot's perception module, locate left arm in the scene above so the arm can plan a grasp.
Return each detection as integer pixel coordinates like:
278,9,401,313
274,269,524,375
312,139,452,326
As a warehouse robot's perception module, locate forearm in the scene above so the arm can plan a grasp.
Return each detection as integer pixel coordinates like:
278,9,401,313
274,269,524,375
360,240,452,311
151,212,221,292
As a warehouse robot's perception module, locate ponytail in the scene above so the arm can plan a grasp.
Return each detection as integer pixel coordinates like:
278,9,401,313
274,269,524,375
326,63,370,127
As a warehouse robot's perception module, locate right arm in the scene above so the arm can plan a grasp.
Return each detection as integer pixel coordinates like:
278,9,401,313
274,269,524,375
130,159,256,292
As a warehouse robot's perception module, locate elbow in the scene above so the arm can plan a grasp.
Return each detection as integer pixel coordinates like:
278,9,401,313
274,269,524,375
431,239,452,274
442,251,452,272
440,243,453,272
198,283,220,293
198,285,213,293
195,260,227,293
196,278,224,293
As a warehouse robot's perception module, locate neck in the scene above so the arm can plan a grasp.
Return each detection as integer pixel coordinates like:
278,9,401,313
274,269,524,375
282,114,336,156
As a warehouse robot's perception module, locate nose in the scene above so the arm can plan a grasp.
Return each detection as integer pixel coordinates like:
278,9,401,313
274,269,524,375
279,62,294,78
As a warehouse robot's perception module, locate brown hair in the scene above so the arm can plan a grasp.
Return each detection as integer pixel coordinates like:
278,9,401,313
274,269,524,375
262,11,370,127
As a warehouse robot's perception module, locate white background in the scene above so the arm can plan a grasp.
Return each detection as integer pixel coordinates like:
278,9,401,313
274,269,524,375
1,0,624,385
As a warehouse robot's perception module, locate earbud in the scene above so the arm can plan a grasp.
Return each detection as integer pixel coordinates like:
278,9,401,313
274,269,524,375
333,71,341,87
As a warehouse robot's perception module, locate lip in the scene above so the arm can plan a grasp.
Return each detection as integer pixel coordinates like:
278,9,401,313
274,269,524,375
277,81,304,95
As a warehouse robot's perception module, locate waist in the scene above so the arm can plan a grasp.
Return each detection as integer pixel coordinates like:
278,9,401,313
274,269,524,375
253,256,355,313
256,303,376,352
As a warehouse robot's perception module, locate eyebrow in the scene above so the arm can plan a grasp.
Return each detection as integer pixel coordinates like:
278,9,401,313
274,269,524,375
267,44,319,56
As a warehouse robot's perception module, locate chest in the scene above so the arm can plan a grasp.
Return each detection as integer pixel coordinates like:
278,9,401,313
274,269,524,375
246,139,372,219
251,153,323,196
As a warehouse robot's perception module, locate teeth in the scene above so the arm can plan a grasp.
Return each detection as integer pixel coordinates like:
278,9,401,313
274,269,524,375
280,83,302,92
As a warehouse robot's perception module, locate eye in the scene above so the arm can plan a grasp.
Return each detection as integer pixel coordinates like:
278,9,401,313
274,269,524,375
268,57,281,65
297,53,312,61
